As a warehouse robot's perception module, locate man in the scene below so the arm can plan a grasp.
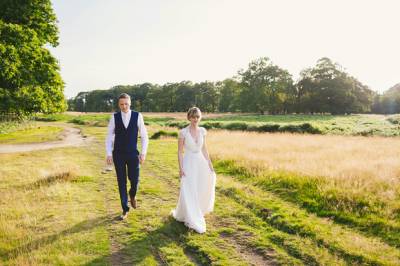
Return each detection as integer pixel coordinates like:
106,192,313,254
105,93,149,220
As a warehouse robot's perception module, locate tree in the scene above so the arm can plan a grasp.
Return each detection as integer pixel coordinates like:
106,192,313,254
0,0,66,116
238,57,293,114
193,81,219,112
173,81,195,111
218,78,241,112
296,58,374,114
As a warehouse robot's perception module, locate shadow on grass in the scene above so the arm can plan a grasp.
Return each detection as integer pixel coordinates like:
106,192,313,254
13,171,86,191
3,215,114,261
85,216,208,266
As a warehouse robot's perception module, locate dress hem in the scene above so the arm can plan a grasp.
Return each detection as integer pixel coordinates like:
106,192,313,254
170,210,209,234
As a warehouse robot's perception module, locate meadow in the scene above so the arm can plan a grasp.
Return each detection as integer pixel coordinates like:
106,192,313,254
34,112,400,136
0,112,399,265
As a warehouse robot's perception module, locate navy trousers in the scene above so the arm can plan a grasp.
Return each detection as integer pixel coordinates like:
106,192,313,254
112,151,140,212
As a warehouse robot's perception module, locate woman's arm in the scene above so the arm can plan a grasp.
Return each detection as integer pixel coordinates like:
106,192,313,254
201,133,215,172
178,134,185,177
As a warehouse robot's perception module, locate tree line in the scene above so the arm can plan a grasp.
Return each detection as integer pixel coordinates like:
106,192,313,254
68,57,397,115
1,1,398,116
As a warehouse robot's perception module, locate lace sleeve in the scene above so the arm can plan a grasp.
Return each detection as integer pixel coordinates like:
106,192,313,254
201,127,207,136
178,128,186,139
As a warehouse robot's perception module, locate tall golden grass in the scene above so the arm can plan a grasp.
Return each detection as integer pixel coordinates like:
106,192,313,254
207,130,400,203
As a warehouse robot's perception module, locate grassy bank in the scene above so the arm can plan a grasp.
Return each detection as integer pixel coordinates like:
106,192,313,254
0,125,64,144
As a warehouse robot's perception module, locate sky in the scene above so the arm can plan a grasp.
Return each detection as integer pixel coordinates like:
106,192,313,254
50,0,400,98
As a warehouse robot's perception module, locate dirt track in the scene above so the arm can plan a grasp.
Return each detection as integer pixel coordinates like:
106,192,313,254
0,127,90,153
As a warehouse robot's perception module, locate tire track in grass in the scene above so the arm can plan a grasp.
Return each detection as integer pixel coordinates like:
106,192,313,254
84,139,170,265
86,140,135,265
143,164,248,265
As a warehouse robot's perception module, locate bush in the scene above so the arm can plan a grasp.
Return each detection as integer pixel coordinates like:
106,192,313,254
69,117,108,127
255,124,281,132
165,121,188,129
165,120,322,135
279,123,321,134
387,115,400,124
355,129,375,137
299,123,322,134
201,122,223,129
150,130,178,139
222,122,248,131
70,118,86,125
34,113,72,121
279,124,304,133
0,120,35,134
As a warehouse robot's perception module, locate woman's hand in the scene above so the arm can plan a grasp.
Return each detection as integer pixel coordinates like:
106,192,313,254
180,168,185,177
208,161,215,172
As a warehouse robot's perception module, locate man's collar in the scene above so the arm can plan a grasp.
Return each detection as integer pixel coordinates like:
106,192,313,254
121,110,131,115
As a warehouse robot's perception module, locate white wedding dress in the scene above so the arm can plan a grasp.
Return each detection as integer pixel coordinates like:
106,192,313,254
171,126,216,233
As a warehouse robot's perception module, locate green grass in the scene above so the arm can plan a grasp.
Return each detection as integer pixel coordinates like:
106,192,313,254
0,125,64,144
0,120,36,134
34,113,76,122
68,113,176,127
2,118,400,265
0,146,110,265
69,114,111,127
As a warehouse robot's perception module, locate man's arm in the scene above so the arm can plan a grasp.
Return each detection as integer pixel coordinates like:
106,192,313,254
138,113,148,163
105,114,115,164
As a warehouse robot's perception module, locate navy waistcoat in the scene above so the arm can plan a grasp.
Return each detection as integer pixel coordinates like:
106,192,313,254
113,111,139,154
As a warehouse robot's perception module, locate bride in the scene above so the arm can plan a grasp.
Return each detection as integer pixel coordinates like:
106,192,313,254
171,107,216,233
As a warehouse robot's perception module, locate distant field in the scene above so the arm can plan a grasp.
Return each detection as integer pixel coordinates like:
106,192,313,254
31,112,400,137
202,114,400,137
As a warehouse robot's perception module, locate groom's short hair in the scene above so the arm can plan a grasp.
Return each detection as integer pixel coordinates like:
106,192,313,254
118,93,131,102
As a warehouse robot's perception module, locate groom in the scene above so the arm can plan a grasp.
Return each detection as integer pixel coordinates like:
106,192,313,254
105,93,149,220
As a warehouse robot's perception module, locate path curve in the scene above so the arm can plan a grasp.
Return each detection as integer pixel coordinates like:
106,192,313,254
0,127,91,153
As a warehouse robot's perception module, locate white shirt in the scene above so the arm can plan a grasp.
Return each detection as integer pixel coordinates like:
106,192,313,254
105,110,149,156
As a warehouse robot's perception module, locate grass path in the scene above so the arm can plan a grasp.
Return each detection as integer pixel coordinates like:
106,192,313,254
80,125,280,265
0,123,89,153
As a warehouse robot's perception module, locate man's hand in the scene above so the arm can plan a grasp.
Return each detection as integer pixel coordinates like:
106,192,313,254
106,156,113,165
139,154,146,164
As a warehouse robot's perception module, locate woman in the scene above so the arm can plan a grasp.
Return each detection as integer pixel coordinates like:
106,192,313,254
171,107,216,233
